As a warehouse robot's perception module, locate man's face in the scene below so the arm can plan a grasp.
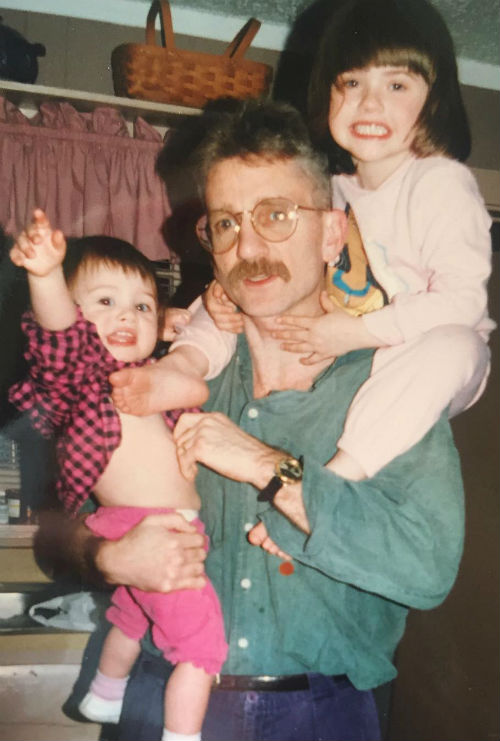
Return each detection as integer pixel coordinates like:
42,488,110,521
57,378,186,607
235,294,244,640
206,157,343,319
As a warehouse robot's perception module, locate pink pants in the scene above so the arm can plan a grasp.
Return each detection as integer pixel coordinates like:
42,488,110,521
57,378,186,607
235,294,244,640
86,506,228,675
338,325,490,477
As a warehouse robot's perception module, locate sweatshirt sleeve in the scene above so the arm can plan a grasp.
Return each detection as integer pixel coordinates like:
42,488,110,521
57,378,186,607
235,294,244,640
362,163,494,345
170,296,238,380
261,417,464,610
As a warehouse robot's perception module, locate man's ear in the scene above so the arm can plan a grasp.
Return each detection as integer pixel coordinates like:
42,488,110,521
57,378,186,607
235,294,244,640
322,208,347,265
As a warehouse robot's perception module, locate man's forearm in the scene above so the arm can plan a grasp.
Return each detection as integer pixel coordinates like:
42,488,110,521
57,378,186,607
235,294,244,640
272,483,311,534
36,506,208,593
35,507,108,589
249,449,311,534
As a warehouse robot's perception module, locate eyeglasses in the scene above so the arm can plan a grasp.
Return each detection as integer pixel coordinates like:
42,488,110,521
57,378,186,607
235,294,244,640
195,197,327,254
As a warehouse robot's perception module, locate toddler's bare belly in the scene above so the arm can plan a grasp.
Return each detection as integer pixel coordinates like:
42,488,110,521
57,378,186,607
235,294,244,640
94,411,200,511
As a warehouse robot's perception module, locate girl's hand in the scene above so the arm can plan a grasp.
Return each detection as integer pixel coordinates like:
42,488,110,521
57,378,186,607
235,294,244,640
203,280,244,334
10,209,66,276
161,307,192,342
273,291,381,364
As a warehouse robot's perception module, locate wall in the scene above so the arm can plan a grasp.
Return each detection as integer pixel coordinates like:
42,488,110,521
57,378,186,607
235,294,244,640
388,250,499,741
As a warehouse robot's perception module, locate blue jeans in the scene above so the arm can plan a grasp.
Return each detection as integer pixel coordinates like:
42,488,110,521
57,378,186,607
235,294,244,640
117,650,381,741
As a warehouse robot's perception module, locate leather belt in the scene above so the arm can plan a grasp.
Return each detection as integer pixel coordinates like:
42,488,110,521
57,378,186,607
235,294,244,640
214,673,311,692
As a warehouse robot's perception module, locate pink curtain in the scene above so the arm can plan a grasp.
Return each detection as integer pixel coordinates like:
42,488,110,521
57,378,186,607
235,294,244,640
0,96,173,261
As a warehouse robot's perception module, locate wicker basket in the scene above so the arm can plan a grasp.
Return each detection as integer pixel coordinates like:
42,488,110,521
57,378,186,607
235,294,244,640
111,0,273,109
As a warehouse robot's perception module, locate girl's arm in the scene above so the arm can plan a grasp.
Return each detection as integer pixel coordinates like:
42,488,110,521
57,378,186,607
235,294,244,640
110,346,210,416
362,163,494,346
10,209,76,331
272,164,494,361
110,289,239,416
170,287,239,379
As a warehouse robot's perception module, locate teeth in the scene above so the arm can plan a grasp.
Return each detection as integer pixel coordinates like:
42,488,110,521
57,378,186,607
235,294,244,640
110,330,134,341
354,123,388,136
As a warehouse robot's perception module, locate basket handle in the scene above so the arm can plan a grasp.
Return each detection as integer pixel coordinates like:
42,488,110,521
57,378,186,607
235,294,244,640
224,18,262,60
145,0,175,49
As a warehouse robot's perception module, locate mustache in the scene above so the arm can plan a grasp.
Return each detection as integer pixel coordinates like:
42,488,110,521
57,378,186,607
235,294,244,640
226,258,291,288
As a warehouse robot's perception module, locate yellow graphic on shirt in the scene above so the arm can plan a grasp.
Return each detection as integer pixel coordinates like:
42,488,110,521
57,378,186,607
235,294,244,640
326,205,387,317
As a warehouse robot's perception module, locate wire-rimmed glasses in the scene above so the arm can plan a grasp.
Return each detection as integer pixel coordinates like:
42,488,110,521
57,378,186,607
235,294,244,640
195,197,327,254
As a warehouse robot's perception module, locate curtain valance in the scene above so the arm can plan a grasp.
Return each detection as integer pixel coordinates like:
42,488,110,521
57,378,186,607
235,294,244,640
0,96,172,261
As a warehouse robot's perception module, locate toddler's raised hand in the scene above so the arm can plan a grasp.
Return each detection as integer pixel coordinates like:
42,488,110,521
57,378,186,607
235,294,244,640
203,280,244,334
10,209,66,276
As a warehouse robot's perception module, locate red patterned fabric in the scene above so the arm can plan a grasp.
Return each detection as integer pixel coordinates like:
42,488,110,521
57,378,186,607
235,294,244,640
8,310,188,516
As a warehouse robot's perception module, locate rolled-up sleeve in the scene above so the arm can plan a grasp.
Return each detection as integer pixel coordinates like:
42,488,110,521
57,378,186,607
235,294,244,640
261,418,464,610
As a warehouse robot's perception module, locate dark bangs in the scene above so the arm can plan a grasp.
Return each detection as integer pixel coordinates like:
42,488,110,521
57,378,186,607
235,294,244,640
352,45,436,86
64,236,159,300
308,0,470,171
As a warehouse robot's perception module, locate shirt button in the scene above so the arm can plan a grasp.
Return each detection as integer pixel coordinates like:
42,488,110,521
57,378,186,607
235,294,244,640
244,522,253,532
240,578,252,590
238,637,249,649
247,407,259,419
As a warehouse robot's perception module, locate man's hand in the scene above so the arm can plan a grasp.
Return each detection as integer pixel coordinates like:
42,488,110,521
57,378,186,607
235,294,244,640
272,291,381,364
203,280,244,334
96,512,207,592
173,411,277,485
10,208,66,277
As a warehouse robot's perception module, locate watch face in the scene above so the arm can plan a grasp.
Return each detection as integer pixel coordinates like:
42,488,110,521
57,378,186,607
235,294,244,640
277,457,303,484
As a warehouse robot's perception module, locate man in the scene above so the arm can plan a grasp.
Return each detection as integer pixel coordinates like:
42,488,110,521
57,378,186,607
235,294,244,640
45,100,464,741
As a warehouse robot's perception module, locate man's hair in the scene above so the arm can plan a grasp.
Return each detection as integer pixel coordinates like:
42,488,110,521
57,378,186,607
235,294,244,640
158,98,332,209
63,235,159,302
308,0,471,173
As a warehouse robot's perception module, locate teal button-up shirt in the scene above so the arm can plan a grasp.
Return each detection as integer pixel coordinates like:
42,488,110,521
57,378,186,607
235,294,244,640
198,335,464,690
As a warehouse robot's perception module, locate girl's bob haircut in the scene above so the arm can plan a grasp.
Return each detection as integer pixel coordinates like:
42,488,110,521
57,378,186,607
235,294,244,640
308,0,471,173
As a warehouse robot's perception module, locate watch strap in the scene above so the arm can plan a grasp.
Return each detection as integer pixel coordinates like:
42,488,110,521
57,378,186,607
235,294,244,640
257,475,283,503
257,455,304,504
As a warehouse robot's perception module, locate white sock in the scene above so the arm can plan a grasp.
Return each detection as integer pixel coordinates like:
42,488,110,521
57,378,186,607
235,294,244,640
162,729,201,741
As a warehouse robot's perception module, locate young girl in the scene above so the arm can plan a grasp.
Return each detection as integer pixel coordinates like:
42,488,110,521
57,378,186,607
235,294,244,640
267,0,495,480
9,210,227,741
130,0,493,490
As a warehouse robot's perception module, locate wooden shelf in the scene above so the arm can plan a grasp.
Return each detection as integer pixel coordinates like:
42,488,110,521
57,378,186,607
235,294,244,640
0,525,38,549
0,80,201,126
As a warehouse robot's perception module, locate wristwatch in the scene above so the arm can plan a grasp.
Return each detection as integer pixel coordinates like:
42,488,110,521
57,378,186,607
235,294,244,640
257,455,304,503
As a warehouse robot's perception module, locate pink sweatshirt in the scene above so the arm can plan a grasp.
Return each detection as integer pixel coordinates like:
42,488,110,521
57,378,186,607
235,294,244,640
333,155,495,345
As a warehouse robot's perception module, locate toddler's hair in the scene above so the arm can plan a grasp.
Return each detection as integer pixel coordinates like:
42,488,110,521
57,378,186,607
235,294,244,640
63,235,159,303
308,0,470,173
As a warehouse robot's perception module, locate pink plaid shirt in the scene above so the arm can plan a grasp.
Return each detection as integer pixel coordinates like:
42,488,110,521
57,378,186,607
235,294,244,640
9,310,186,516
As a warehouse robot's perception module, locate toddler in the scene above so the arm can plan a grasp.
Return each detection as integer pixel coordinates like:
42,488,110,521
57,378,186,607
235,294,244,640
9,210,227,741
